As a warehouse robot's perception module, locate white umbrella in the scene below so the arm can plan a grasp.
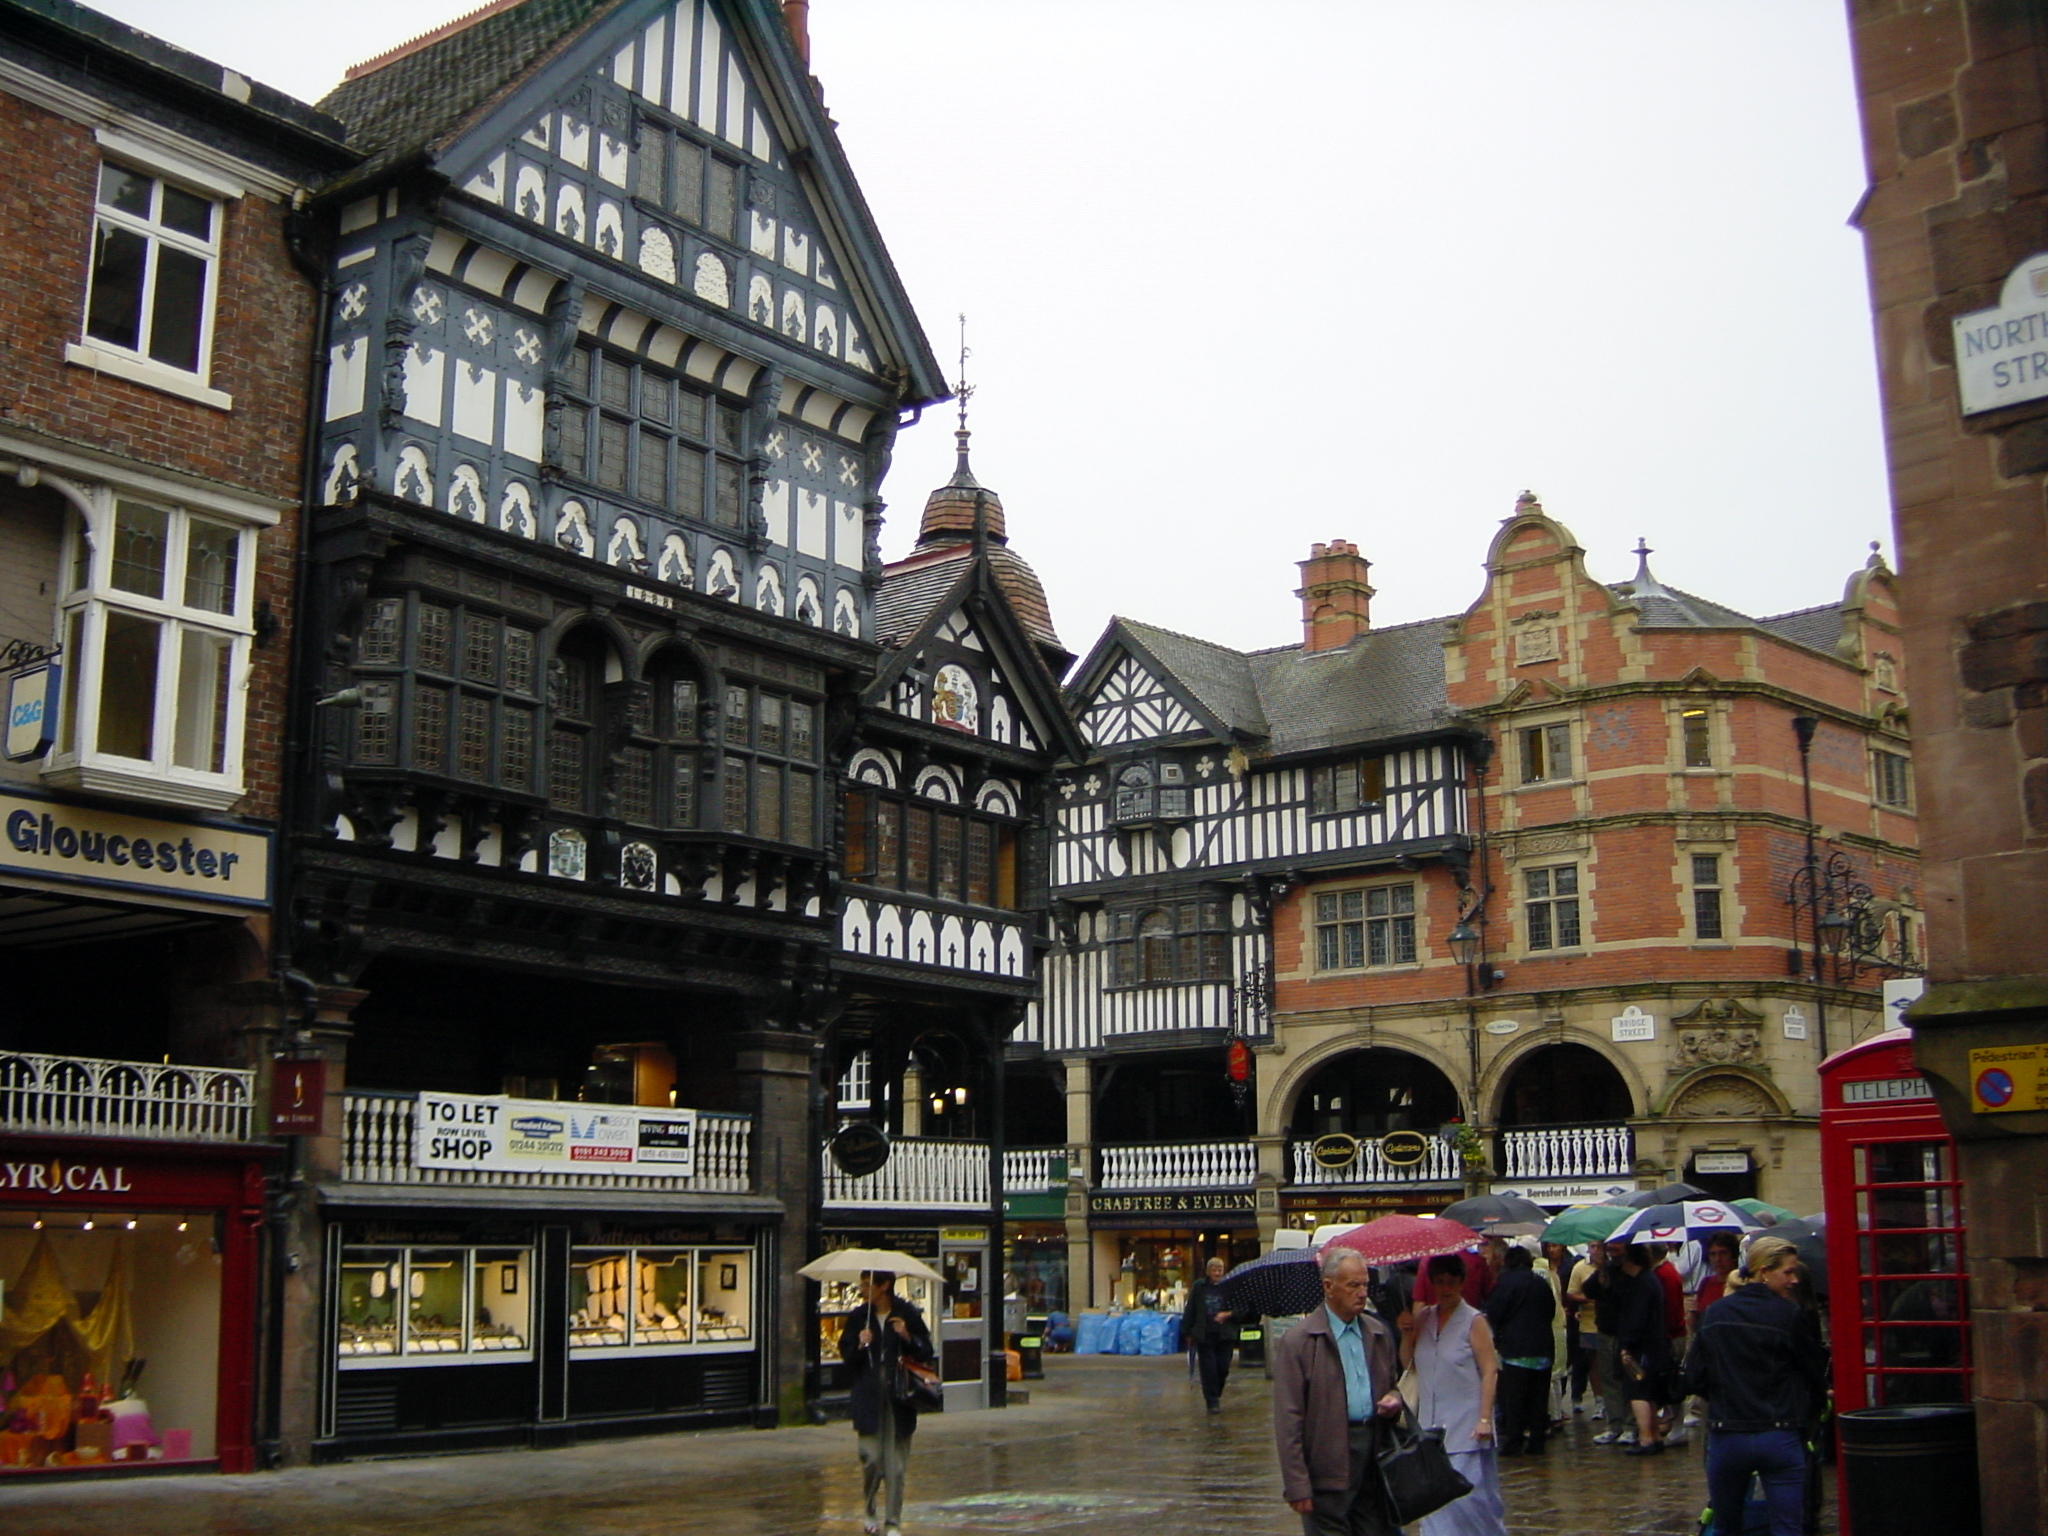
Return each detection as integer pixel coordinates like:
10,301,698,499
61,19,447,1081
797,1247,945,1284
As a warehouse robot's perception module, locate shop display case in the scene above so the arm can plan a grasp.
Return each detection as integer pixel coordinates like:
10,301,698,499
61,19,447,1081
569,1246,753,1354
337,1247,532,1365
815,1273,938,1359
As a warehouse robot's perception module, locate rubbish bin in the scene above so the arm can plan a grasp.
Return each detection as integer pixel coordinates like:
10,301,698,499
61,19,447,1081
1837,1405,1979,1536
1235,1320,1265,1368
1019,1313,1046,1379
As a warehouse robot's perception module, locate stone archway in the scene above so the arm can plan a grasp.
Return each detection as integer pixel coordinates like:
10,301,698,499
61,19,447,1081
1284,1046,1462,1140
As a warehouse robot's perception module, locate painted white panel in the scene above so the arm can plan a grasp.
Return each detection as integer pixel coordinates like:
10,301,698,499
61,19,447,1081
666,3,693,111
763,477,791,548
613,41,634,88
452,361,496,445
325,337,367,422
504,381,544,461
402,345,445,426
696,4,722,132
748,106,770,162
874,904,903,960
461,153,507,205
796,489,828,558
939,915,967,969
833,499,863,570
559,116,591,170
598,132,629,187
724,56,746,147
906,910,936,966
647,14,671,107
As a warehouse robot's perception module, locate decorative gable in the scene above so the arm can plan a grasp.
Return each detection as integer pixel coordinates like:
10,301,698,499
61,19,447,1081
1077,653,1207,749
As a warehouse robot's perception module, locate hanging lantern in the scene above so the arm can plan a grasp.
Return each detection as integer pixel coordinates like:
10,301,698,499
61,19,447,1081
1226,1037,1251,1083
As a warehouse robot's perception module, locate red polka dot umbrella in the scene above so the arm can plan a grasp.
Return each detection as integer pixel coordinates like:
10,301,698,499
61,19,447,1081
1319,1213,1482,1267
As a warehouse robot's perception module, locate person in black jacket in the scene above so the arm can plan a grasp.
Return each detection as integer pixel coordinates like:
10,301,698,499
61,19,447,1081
1181,1255,1241,1412
1684,1236,1829,1536
838,1271,937,1536
1612,1243,1673,1456
1482,1241,1556,1454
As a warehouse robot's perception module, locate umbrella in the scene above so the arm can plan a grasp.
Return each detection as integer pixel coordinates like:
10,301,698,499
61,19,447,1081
1439,1193,1551,1231
1216,1247,1324,1318
1607,1200,1764,1246
1540,1204,1633,1247
797,1247,945,1285
1623,1181,1711,1208
1322,1214,1481,1267
1734,1198,1798,1226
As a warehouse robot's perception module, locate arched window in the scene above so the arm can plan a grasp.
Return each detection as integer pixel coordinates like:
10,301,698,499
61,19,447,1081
633,650,703,829
546,631,610,815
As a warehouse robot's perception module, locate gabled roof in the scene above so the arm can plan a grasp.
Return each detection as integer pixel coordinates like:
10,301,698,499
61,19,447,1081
318,0,614,186
876,542,1065,668
1074,613,1457,759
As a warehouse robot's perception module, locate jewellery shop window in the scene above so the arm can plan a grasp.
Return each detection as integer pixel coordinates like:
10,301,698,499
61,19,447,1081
815,1272,939,1359
569,1247,754,1355
337,1247,533,1367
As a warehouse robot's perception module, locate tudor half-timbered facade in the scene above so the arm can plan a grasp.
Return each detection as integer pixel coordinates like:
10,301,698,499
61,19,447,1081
280,0,946,1463
1030,540,1475,1314
814,430,1080,1411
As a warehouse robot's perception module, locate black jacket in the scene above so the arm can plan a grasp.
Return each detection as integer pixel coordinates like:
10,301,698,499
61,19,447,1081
1683,1282,1829,1433
1483,1266,1556,1364
838,1297,936,1437
1180,1279,1242,1346
1611,1266,1669,1366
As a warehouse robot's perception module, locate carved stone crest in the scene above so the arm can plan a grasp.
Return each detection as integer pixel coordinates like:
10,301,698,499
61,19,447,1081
1671,999,1766,1073
1667,1072,1773,1119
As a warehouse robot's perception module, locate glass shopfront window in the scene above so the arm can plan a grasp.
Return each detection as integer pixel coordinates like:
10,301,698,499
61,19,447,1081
337,1247,533,1366
1,1211,221,1469
570,1246,753,1354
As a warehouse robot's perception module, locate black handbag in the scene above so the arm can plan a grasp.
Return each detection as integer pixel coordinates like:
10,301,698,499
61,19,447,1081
1376,1406,1473,1525
892,1357,943,1412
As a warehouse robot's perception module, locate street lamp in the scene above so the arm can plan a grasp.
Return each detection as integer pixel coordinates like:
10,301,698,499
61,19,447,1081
1446,920,1482,968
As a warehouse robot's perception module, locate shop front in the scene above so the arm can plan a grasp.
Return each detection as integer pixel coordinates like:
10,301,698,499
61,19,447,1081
320,1206,773,1459
0,1135,268,1475
814,1224,995,1414
1086,1193,1259,1316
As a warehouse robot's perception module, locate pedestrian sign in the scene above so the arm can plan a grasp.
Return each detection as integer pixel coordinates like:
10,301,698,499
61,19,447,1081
1968,1043,2048,1113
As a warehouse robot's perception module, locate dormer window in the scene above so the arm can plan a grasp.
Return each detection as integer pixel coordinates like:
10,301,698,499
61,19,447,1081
1112,759,1190,825
1309,756,1384,815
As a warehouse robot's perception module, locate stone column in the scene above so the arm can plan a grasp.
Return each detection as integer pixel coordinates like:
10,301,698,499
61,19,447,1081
1062,1056,1093,1309
732,1026,821,1425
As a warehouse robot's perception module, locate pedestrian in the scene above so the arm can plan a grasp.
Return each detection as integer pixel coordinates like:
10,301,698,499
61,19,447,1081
838,1270,936,1536
1181,1254,1241,1412
1272,1247,1407,1536
1651,1243,1691,1445
1557,1242,1596,1416
1612,1243,1673,1456
1481,1240,1554,1455
1399,1253,1506,1535
1682,1233,1740,1431
1684,1236,1829,1536
1573,1240,1632,1441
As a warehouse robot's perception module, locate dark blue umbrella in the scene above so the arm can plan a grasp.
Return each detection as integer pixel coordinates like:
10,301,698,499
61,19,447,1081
1216,1247,1323,1318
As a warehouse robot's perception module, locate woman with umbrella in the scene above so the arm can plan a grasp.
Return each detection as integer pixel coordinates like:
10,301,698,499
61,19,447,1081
837,1269,936,1536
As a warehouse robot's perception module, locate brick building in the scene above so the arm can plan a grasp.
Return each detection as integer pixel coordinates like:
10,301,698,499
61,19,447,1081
0,0,353,1474
1029,498,1913,1313
1843,3,2048,1528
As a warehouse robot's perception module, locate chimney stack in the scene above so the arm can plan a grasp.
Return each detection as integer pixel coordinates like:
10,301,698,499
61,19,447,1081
1296,540,1374,653
781,0,811,65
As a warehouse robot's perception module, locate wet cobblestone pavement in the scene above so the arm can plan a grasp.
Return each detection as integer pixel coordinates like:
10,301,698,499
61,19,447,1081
0,1357,1834,1536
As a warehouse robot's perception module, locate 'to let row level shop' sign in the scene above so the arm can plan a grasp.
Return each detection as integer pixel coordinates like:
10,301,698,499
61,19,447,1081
416,1090,698,1177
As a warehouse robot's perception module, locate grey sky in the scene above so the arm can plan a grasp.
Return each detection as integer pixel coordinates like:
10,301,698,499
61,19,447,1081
90,0,1887,661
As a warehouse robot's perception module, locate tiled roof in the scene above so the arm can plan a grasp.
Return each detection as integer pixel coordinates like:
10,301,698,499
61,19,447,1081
1113,615,1455,756
1756,603,1846,656
317,0,617,183
1610,579,1849,659
874,543,1065,659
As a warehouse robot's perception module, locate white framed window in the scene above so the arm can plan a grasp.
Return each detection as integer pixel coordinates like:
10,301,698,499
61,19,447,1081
67,149,233,409
1518,721,1572,784
1691,853,1725,940
1680,708,1713,768
1874,748,1913,809
47,492,257,809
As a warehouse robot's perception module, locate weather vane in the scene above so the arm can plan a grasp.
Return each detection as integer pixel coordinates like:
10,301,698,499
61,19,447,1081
956,313,975,433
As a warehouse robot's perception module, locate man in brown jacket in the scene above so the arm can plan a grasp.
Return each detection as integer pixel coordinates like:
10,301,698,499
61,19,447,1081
1273,1247,1407,1535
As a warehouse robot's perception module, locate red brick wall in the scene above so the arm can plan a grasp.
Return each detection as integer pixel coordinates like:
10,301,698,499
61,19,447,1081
0,91,320,822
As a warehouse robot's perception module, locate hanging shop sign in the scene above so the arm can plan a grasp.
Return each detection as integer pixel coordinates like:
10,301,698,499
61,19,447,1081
1967,1043,2048,1114
1310,1133,1361,1169
828,1122,892,1178
1378,1130,1431,1167
0,789,269,908
1954,253,2048,414
414,1091,697,1176
270,1058,326,1135
5,661,59,761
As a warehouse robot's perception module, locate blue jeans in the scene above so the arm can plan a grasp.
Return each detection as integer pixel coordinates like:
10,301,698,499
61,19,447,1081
1705,1428,1806,1536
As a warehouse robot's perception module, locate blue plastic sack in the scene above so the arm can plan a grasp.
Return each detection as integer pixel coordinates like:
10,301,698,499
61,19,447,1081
1137,1313,1177,1355
1073,1311,1108,1355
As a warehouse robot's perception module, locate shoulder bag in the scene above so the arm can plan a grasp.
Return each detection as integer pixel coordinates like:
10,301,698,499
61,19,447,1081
1376,1406,1473,1526
892,1356,943,1412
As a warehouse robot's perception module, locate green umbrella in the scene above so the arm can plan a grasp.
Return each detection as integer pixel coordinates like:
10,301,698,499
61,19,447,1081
1734,1198,1798,1225
1540,1204,1630,1246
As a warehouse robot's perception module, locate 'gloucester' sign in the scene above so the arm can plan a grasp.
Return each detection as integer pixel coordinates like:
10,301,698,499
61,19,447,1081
1,790,269,908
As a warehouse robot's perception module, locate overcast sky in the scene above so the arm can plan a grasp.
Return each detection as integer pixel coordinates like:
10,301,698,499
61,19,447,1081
91,0,1887,661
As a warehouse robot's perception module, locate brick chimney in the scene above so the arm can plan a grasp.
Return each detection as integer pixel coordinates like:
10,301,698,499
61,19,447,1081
1296,540,1374,652
781,0,811,65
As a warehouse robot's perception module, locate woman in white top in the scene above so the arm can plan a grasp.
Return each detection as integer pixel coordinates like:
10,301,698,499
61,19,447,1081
1400,1252,1507,1536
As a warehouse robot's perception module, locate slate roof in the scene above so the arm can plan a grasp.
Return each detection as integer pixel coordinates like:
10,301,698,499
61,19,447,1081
874,543,1066,661
1110,615,1454,758
1607,578,1848,659
1755,603,1846,656
316,0,619,186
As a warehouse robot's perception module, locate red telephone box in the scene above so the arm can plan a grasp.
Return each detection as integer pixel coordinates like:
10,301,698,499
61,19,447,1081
1819,1029,1972,1417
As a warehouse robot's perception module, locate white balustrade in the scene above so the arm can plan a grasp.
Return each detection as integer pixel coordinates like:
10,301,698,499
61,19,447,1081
823,1136,991,1209
1096,1140,1256,1192
1289,1135,1463,1187
1002,1147,1064,1195
1499,1124,1634,1180
0,1051,253,1143
342,1092,751,1193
